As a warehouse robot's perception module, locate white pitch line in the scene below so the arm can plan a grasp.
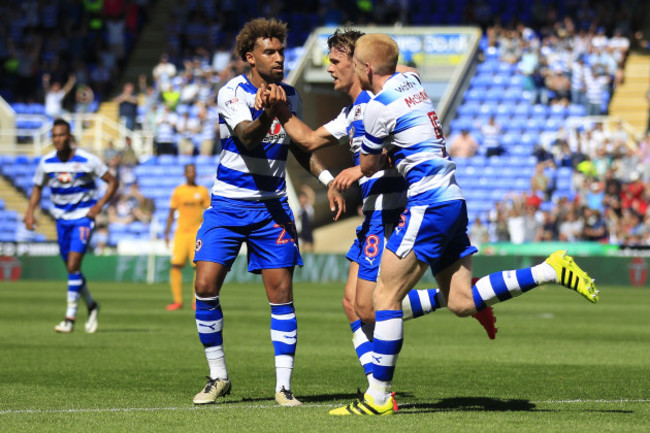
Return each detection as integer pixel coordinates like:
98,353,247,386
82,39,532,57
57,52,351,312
1,399,649,416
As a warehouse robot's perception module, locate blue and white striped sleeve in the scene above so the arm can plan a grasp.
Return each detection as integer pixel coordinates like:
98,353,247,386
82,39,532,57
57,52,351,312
360,100,392,155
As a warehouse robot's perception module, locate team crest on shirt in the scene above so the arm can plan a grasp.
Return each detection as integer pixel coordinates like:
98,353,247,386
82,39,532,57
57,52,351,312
57,172,72,183
348,126,355,143
354,105,362,119
194,192,201,200
263,119,286,142
195,239,202,252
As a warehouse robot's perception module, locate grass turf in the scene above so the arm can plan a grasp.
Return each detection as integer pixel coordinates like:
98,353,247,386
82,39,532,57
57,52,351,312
0,279,648,432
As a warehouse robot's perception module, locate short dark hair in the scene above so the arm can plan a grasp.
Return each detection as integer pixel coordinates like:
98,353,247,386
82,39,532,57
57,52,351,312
235,18,288,61
53,118,71,132
327,28,365,57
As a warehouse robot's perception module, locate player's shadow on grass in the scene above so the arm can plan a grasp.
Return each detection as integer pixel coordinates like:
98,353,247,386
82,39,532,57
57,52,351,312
399,396,541,413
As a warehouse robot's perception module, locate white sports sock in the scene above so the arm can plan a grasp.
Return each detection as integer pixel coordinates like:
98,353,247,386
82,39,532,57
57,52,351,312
205,346,228,380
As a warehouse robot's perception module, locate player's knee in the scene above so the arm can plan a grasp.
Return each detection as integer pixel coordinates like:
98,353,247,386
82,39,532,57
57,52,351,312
194,277,216,298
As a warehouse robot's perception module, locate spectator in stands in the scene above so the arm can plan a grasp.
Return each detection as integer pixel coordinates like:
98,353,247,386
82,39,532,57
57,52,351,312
75,83,95,123
196,101,219,155
297,185,315,252
118,136,139,186
154,105,177,155
530,162,551,200
448,129,478,158
638,131,650,179
558,207,584,242
545,66,571,105
621,171,648,216
582,207,608,241
108,182,152,225
103,140,121,167
176,111,200,155
584,65,610,115
153,53,177,88
469,216,489,246
481,116,503,157
570,55,587,106
43,73,76,118
113,82,139,130
540,210,559,241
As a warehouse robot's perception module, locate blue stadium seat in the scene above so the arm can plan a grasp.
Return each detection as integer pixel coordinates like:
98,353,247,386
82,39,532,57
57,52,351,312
158,155,176,165
11,103,29,114
508,75,525,89
457,103,480,117
476,61,499,74
568,104,586,117
544,118,563,131
464,88,484,102
27,104,46,115
502,88,524,102
478,102,498,116
531,104,548,117
177,154,193,165
520,133,537,147
484,88,503,102
513,103,532,117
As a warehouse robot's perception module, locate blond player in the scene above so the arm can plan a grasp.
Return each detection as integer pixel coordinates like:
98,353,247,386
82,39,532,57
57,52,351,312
164,163,210,310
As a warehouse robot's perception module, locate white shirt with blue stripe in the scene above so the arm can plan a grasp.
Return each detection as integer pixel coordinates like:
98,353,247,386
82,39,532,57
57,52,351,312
215,74,302,201
324,90,407,216
33,148,108,220
360,72,464,205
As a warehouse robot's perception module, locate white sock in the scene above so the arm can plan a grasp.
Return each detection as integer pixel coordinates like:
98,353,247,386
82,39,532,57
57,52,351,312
275,354,294,392
205,346,228,380
531,263,557,284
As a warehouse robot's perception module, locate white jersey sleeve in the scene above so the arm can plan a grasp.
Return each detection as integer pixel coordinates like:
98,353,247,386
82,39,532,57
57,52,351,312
217,81,254,132
323,106,350,140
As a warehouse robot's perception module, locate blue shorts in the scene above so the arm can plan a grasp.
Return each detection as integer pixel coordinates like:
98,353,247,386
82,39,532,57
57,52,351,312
346,209,402,282
194,196,303,274
385,200,478,276
56,217,95,262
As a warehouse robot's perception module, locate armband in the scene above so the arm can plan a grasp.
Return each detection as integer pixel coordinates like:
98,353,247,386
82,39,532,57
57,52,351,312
318,170,335,187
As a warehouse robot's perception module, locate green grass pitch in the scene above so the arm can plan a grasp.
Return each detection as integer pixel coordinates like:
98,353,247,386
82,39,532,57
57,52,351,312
1,279,648,432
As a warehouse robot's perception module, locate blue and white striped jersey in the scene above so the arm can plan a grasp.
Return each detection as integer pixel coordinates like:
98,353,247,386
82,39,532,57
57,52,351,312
32,148,108,220
214,74,303,201
323,91,407,216
360,72,464,205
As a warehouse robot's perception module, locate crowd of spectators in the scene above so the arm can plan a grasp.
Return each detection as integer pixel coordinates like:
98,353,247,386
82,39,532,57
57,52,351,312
0,0,152,107
474,121,650,247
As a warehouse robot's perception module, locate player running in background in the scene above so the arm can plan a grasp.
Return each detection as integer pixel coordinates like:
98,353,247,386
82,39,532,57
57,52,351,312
191,18,345,407
25,118,118,333
164,163,210,311
258,28,496,386
329,34,599,415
